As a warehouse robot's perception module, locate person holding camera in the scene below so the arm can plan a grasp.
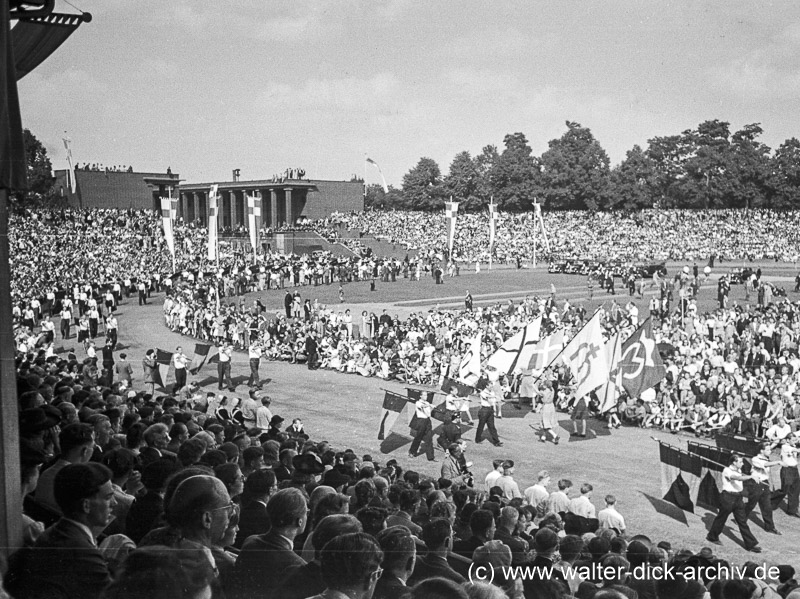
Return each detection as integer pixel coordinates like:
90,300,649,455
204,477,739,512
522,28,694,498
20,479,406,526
441,443,471,487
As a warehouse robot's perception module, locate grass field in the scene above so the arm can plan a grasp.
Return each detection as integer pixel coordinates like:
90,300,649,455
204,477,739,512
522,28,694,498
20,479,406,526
114,259,800,567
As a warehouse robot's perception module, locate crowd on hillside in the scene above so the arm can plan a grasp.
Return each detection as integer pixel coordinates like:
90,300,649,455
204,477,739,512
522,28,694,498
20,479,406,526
328,209,800,264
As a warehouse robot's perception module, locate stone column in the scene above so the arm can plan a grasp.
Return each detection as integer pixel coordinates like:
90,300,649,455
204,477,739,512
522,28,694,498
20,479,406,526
193,193,200,224
284,188,293,226
237,190,246,226
270,189,278,228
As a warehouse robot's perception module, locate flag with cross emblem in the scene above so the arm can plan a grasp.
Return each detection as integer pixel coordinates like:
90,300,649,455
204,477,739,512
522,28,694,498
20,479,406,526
207,185,218,261
159,197,175,259
445,200,459,257
561,310,608,399
247,194,261,254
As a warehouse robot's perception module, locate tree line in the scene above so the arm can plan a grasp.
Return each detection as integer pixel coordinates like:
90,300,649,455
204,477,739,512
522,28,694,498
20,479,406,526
366,120,800,212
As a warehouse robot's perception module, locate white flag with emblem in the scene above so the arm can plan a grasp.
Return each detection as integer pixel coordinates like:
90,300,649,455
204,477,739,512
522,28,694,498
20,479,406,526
247,194,261,254
560,310,608,398
207,185,218,261
596,332,623,413
487,317,541,375
458,331,482,386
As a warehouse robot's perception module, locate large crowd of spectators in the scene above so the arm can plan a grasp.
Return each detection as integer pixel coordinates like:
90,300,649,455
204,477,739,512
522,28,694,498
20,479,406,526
6,206,800,598
328,209,800,264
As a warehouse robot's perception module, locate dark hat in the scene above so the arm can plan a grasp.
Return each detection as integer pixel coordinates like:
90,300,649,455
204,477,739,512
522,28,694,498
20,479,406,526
269,415,284,427
321,468,351,489
292,452,325,475
19,407,59,435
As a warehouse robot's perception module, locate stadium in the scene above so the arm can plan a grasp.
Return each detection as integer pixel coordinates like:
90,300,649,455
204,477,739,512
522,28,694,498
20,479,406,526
4,2,800,599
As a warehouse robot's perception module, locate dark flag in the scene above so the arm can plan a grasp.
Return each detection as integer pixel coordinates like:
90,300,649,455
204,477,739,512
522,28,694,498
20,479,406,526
189,343,214,375
378,391,408,440
659,442,702,513
619,318,666,398
440,377,472,397
152,349,173,389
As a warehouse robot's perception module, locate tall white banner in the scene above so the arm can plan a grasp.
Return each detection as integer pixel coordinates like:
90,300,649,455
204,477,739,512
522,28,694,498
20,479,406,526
207,185,218,262
160,197,175,260
247,194,261,255
445,200,459,257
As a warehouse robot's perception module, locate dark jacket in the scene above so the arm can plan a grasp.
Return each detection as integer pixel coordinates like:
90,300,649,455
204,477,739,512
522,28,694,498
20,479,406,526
5,518,112,599
234,531,305,599
373,573,409,599
234,499,270,549
407,553,465,586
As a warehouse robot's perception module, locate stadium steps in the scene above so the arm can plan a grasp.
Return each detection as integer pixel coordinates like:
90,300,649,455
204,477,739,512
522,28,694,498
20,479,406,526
335,224,417,259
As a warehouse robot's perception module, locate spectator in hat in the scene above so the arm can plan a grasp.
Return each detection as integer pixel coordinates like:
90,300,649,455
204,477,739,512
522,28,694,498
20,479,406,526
265,414,285,441
18,406,59,451
35,422,95,514
374,525,417,599
235,487,308,599
311,532,383,599
6,463,115,599
276,513,364,599
234,469,276,548
125,458,179,544
407,518,465,585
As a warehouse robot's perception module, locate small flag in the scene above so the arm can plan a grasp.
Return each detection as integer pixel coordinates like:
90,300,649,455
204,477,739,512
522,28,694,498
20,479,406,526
659,441,703,513
441,377,473,397
487,318,542,375
153,349,174,389
619,317,666,399
63,138,76,193
365,155,389,193
189,343,214,375
378,390,408,440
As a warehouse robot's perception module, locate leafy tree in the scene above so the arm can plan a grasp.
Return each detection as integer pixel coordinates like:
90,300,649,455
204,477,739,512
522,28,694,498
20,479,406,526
537,121,610,210
490,133,538,211
401,157,444,211
646,133,694,208
18,129,55,204
608,145,655,210
773,138,800,209
727,123,774,209
444,151,485,211
365,184,405,210
682,120,735,209
474,144,499,207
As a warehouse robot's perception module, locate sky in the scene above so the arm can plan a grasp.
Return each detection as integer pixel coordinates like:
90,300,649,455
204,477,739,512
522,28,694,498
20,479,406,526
16,0,800,188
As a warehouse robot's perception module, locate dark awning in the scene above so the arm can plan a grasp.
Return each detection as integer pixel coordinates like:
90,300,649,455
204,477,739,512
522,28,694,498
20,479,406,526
12,11,89,80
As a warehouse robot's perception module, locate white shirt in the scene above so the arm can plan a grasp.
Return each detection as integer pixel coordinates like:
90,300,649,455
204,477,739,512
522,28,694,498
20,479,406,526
721,466,744,493
750,454,772,484
485,470,502,493
524,483,549,509
781,443,798,468
568,496,596,519
597,506,626,532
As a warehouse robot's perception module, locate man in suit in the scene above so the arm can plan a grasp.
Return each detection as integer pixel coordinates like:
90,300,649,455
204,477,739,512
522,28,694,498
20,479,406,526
235,487,308,599
305,331,319,370
407,518,465,586
276,514,363,599
452,509,495,559
494,506,530,566
284,290,293,319
522,527,567,598
374,526,416,599
312,532,384,599
385,488,422,536
6,463,115,599
234,469,275,549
